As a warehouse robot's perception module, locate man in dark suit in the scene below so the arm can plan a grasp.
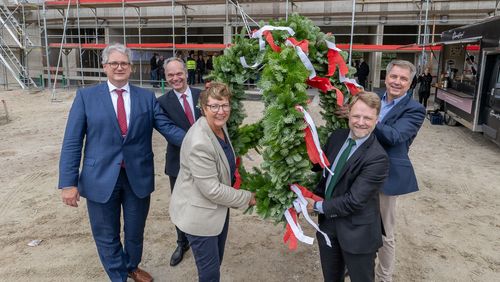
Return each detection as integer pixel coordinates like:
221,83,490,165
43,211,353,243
59,43,186,282
374,60,426,282
306,91,390,282
157,57,202,267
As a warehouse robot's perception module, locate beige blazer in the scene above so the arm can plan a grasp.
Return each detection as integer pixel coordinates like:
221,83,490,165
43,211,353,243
169,117,252,236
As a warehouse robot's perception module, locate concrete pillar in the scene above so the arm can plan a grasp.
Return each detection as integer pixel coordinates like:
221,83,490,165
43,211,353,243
369,23,384,89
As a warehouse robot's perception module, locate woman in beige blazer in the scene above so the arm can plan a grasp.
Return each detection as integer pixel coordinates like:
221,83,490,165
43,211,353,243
169,82,255,282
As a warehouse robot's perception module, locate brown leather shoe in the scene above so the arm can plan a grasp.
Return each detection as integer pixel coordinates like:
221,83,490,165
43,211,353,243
128,267,153,282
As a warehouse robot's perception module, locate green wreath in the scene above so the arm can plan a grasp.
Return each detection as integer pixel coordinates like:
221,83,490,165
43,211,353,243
207,13,357,223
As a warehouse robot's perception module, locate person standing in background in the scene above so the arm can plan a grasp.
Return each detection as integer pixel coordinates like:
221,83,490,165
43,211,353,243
196,54,206,84
150,53,159,88
186,53,197,85
157,57,202,267
357,59,370,89
417,67,433,108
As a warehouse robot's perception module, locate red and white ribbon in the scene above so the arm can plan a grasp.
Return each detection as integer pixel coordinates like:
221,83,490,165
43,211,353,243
296,105,332,174
284,184,331,248
240,25,295,68
252,25,295,51
285,39,316,79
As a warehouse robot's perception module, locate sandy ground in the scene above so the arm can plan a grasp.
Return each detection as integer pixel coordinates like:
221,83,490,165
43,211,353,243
0,88,499,282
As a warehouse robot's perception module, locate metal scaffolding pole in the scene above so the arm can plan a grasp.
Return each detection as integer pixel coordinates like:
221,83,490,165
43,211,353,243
184,6,187,44
76,0,84,85
51,0,72,101
420,0,430,71
122,0,126,44
171,0,175,55
42,1,52,88
286,0,289,21
348,0,356,66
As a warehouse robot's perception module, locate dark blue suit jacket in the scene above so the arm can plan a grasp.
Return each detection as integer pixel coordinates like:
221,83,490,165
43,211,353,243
58,83,186,203
375,93,426,196
157,87,202,177
315,129,389,254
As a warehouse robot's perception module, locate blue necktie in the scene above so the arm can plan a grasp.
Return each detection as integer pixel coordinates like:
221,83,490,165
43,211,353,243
325,138,356,200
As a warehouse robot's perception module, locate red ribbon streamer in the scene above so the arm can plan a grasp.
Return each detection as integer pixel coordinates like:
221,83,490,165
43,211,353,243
304,127,330,169
233,157,242,189
344,81,361,96
283,208,298,250
286,37,309,53
306,76,334,92
327,49,349,77
263,30,282,53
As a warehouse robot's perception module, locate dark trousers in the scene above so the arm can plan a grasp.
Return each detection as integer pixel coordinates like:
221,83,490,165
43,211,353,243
188,70,196,85
185,212,230,282
169,176,189,248
419,92,430,108
317,231,376,282
87,168,150,282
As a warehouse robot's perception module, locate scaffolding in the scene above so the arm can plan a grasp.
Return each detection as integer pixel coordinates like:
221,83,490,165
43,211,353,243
0,0,498,90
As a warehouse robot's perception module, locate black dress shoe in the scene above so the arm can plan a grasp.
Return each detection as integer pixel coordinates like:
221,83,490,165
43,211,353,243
170,245,190,266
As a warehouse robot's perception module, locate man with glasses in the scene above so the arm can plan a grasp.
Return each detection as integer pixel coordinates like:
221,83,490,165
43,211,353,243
157,57,202,267
59,43,186,282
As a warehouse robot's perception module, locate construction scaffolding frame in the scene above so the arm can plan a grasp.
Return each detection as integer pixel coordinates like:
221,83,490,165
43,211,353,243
1,0,498,91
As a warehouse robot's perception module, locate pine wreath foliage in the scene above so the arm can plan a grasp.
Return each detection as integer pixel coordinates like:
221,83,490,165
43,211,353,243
209,13,357,223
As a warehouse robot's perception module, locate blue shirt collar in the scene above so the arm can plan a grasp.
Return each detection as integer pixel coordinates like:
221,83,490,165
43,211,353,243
382,92,407,106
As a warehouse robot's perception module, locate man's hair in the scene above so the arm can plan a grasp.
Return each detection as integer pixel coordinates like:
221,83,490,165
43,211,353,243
386,59,416,80
101,43,132,65
349,91,381,115
199,82,232,115
164,57,187,73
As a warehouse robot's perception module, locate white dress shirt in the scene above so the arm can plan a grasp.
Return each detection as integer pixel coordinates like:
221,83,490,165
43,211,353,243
107,81,131,127
173,87,195,116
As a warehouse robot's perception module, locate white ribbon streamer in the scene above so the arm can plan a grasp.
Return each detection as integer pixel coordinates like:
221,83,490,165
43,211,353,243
240,56,260,69
284,208,314,245
285,40,316,79
290,184,332,247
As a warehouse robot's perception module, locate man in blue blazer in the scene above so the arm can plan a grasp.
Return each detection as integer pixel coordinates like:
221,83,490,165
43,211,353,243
157,57,202,267
374,60,426,282
58,43,185,282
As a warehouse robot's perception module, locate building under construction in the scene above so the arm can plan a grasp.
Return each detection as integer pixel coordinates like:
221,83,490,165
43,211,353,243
1,0,499,90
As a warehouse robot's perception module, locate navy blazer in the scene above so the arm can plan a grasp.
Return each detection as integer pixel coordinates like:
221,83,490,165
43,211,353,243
375,93,426,196
58,83,186,203
157,87,202,176
315,129,389,254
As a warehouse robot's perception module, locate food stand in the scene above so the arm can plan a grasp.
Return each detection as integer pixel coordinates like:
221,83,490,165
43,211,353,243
434,15,500,146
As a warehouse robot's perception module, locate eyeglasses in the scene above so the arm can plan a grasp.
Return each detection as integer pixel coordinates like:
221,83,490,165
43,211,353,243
107,61,131,69
206,103,230,113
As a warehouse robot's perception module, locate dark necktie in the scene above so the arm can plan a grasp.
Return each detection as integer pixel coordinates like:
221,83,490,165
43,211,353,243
325,138,356,200
115,89,127,136
181,93,195,125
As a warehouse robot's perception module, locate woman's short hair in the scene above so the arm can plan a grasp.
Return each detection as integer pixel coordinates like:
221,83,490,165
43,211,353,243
101,43,133,65
349,91,381,115
199,82,232,115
